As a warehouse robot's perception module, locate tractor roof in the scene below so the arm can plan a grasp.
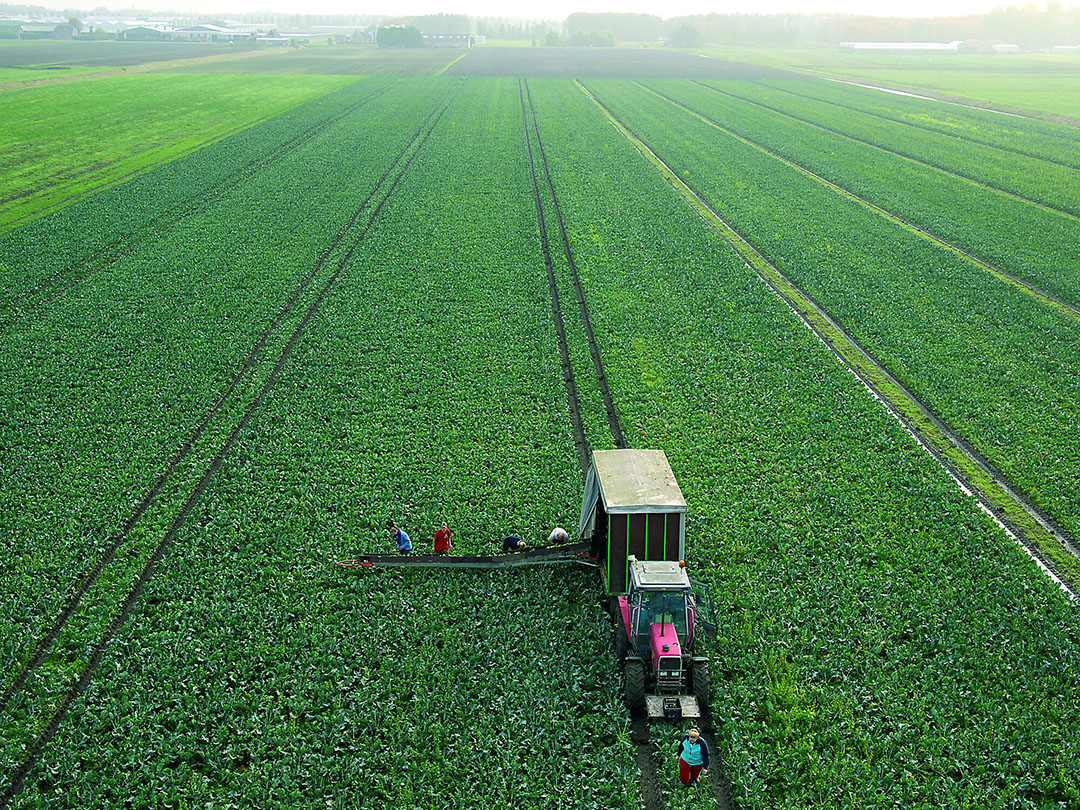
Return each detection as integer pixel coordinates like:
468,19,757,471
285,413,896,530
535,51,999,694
629,558,692,591
590,449,687,514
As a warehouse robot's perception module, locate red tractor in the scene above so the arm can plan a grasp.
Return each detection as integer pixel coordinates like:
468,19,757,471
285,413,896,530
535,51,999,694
615,556,715,716
579,450,716,718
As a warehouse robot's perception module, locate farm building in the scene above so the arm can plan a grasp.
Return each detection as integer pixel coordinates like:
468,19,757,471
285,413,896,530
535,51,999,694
424,33,473,47
840,41,961,53
170,24,253,42
119,25,173,40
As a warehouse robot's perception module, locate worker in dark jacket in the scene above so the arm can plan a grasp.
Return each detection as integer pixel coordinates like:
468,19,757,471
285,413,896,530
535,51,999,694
433,522,452,554
502,535,527,553
675,728,709,786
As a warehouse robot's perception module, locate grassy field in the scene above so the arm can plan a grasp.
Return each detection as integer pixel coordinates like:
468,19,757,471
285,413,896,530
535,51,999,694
705,46,1080,119
0,71,355,230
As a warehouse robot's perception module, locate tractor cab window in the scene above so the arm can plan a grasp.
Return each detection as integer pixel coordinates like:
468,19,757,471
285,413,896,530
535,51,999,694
641,591,687,636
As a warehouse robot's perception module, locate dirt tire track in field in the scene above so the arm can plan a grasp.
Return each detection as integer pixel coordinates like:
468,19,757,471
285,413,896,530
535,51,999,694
0,82,460,810
580,80,1080,594
691,80,1080,224
0,85,456,712
637,81,1080,324
523,79,627,450
520,78,591,476
697,705,737,809
524,79,733,810
631,713,664,810
0,81,397,331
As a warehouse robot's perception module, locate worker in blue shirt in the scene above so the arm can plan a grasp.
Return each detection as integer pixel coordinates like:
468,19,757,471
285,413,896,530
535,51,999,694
388,522,412,554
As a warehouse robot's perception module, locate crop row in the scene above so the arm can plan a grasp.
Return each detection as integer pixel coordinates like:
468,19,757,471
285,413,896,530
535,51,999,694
5,78,639,809
756,76,1080,170
639,79,1080,316
700,78,1080,218
583,78,1080,547
0,78,453,776
530,76,1080,808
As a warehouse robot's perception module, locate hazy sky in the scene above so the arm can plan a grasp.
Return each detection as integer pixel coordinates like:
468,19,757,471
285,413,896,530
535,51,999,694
68,0,1025,19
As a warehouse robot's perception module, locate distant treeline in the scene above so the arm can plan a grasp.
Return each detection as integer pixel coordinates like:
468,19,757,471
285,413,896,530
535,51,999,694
3,2,1079,48
664,7,1080,48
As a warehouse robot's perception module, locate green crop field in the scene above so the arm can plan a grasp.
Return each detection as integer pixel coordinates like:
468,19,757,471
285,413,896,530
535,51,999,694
2,48,1079,810
0,72,356,230
708,46,1080,119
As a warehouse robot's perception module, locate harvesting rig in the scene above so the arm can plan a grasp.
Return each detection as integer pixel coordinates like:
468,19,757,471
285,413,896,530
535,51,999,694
339,448,714,719
579,449,716,718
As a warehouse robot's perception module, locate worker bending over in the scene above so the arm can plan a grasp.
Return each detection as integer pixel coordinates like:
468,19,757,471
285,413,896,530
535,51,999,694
502,535,527,553
547,526,569,544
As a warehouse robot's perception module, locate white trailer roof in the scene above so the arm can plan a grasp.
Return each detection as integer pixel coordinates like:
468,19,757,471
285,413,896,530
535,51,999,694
592,449,686,514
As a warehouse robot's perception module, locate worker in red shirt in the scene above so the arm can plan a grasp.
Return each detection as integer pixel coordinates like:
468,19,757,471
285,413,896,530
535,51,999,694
433,522,452,554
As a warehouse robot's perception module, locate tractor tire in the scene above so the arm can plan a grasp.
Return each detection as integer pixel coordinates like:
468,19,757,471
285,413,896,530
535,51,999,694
691,659,710,710
624,660,646,712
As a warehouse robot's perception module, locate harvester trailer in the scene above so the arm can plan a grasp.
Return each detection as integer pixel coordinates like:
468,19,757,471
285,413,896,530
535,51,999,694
338,448,715,720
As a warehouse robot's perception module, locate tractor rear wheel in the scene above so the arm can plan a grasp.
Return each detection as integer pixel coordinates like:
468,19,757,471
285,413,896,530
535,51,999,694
691,659,710,709
624,660,646,712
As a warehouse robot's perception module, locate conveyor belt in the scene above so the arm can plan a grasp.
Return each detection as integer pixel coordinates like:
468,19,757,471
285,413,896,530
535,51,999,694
336,541,594,569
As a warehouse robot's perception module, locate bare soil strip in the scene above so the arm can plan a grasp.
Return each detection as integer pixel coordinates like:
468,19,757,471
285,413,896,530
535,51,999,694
0,48,271,92
698,704,737,809
755,80,1080,171
0,84,456,810
631,713,664,810
520,79,591,476
0,87,456,714
578,79,1080,595
0,82,395,330
524,79,627,449
639,81,1080,325
694,80,1080,224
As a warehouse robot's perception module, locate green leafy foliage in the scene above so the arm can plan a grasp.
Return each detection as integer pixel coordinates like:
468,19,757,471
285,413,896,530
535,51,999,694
645,78,1080,307
699,78,1080,217
584,77,1080,544
529,76,1080,809
0,72,356,229
4,70,1080,810
0,77,450,718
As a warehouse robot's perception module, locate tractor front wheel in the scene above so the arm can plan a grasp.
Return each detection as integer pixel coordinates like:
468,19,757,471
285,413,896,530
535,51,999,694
624,660,646,712
691,659,710,710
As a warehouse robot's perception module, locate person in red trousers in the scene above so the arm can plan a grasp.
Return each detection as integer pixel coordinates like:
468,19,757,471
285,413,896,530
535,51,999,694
433,522,452,555
675,728,709,786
